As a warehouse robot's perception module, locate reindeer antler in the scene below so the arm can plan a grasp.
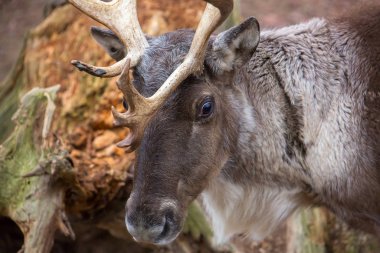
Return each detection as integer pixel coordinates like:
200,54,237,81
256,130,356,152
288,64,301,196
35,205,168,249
69,0,233,151
69,0,148,77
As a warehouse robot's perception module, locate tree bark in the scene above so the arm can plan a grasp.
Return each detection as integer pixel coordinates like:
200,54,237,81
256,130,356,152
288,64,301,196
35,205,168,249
0,85,77,253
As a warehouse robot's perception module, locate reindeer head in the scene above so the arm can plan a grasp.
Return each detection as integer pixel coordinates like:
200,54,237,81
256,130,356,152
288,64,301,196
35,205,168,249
69,0,260,245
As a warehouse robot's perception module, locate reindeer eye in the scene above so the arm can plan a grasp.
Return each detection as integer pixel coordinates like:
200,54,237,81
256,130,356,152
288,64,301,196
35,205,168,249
202,102,213,115
122,98,128,110
197,97,214,120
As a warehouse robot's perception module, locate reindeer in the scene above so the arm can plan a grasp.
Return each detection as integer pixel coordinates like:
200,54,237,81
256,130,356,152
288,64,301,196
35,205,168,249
68,0,380,245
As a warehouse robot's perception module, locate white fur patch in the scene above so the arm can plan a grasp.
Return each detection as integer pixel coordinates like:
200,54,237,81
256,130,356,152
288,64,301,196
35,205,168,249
201,178,303,244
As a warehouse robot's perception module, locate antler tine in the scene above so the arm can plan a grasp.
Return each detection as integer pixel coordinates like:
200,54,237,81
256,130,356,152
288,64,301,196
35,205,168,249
111,104,142,153
116,58,148,112
111,59,144,125
111,59,151,151
68,0,148,76
71,58,127,77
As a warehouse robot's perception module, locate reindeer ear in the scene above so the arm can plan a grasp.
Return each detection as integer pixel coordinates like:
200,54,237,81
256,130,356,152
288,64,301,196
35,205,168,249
207,17,260,74
90,26,127,61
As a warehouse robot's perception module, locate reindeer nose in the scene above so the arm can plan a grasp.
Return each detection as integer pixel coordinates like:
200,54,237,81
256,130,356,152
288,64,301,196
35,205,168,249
125,205,176,244
126,214,169,243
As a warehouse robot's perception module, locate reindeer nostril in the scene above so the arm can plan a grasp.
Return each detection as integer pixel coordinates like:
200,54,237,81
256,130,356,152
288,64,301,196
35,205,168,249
156,209,175,240
158,217,170,239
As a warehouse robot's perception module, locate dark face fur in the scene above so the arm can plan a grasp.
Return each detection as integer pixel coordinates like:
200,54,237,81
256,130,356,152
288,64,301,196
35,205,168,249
92,18,260,244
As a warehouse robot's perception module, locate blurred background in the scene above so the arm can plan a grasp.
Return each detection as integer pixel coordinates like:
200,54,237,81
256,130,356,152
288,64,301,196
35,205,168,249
0,1,378,253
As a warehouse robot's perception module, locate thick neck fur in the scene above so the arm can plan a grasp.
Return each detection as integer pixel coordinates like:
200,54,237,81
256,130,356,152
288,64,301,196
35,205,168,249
202,10,380,243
